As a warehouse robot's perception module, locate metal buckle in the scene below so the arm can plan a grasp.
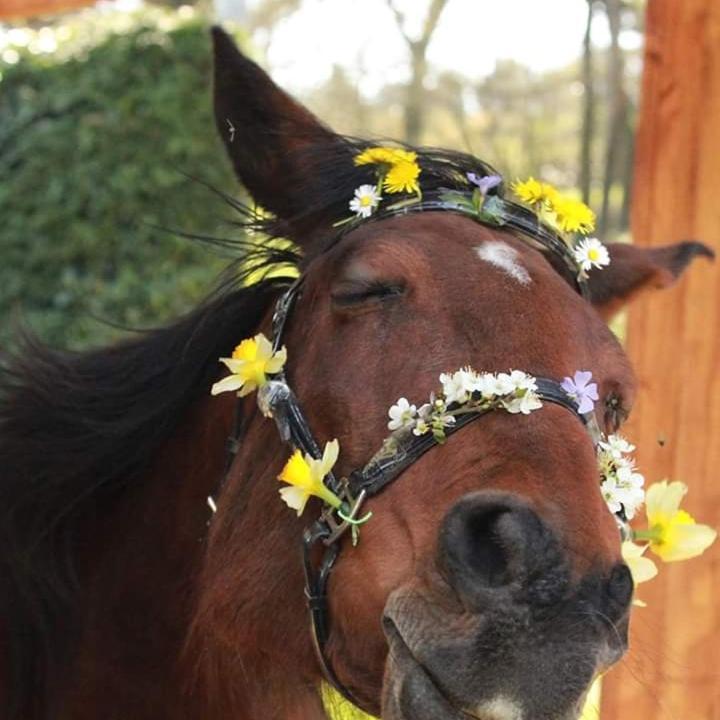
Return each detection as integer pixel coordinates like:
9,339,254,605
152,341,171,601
321,485,369,547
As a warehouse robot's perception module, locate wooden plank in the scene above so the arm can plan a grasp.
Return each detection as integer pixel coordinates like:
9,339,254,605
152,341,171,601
0,0,94,20
601,1,720,718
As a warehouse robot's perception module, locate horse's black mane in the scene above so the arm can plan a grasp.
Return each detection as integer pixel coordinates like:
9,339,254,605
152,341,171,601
0,138,498,716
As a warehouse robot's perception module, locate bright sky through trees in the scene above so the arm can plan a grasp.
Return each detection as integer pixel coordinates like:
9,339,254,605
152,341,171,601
255,0,641,96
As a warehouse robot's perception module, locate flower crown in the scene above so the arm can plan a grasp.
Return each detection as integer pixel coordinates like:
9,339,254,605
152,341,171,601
343,145,610,280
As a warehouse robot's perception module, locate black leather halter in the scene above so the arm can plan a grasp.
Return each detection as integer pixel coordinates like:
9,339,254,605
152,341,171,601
218,193,603,711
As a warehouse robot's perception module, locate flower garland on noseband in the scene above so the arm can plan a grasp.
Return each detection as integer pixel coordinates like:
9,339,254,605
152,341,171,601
209,146,716,708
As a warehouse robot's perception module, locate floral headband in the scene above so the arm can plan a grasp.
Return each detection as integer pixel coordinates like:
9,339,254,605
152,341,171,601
343,145,610,281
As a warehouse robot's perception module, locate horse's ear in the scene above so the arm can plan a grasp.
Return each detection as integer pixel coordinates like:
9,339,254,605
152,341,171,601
587,240,714,318
211,26,348,231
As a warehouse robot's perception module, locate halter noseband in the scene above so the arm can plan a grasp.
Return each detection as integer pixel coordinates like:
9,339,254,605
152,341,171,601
220,196,603,711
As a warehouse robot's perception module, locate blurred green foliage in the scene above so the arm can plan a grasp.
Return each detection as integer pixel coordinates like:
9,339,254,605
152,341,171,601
0,16,238,348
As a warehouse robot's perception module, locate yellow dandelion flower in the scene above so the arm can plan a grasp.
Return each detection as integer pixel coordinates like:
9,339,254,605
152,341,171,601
383,159,421,194
551,196,596,235
278,440,343,516
210,333,287,397
511,177,547,205
354,146,417,166
639,480,717,562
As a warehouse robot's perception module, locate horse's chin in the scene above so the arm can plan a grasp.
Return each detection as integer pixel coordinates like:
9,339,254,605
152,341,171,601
381,617,468,720
381,617,584,720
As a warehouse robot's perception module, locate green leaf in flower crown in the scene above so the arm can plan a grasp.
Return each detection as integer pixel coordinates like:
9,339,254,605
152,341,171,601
439,191,477,214
476,195,506,226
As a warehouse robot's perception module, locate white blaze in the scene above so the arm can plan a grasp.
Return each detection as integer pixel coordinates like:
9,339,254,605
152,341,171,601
475,241,531,286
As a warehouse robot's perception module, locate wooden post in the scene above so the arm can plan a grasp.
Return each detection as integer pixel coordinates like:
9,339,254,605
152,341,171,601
0,0,94,19
601,1,720,718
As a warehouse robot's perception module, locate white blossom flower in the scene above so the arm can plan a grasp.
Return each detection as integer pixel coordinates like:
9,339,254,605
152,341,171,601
349,184,381,218
387,397,417,431
573,237,610,272
599,434,635,458
597,433,645,519
492,372,517,396
413,419,430,436
503,391,543,415
601,477,623,514
440,368,477,405
492,371,542,414
617,485,645,520
472,372,498,399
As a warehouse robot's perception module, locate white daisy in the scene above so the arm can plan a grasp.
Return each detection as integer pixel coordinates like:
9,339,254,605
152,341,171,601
573,237,610,272
349,184,381,218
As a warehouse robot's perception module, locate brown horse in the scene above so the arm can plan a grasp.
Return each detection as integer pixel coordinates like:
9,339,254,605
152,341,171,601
0,27,713,720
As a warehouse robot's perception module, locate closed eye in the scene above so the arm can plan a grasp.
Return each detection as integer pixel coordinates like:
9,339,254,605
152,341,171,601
331,281,405,307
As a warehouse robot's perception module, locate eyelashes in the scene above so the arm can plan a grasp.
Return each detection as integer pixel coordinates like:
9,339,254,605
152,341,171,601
331,281,405,307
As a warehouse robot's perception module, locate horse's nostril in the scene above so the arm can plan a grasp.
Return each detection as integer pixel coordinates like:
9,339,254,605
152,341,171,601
460,507,513,588
439,492,553,605
608,563,634,608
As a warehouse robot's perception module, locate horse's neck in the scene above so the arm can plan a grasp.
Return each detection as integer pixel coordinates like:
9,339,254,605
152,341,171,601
58,394,328,720
55,397,227,720
189,410,330,719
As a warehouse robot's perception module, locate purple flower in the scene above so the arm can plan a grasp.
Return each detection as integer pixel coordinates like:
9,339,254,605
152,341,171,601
561,370,599,415
467,173,502,196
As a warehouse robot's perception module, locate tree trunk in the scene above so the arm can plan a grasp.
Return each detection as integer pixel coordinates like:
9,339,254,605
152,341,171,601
599,0,627,235
580,0,595,204
387,0,449,145
406,43,428,145
601,0,720,717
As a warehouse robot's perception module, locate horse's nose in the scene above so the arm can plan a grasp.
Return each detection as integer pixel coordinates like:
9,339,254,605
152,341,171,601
438,491,569,609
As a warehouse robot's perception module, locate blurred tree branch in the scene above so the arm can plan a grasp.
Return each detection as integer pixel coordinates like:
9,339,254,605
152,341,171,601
386,0,449,144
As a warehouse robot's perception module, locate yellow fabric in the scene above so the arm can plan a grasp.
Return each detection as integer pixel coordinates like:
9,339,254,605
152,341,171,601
322,678,603,719
322,685,376,720
580,678,602,720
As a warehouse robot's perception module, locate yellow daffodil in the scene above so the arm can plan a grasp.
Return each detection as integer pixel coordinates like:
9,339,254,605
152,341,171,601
551,196,596,234
621,541,658,607
383,159,421,194
210,333,287,397
637,480,717,562
354,146,416,166
278,440,343,516
622,541,658,585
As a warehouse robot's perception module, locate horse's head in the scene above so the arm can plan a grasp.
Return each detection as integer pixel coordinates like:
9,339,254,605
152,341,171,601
200,29,711,720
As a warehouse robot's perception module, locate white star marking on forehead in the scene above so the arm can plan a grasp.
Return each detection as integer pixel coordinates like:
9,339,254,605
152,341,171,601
475,241,531,286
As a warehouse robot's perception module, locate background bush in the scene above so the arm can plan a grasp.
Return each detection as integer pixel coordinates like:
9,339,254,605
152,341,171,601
0,17,238,348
